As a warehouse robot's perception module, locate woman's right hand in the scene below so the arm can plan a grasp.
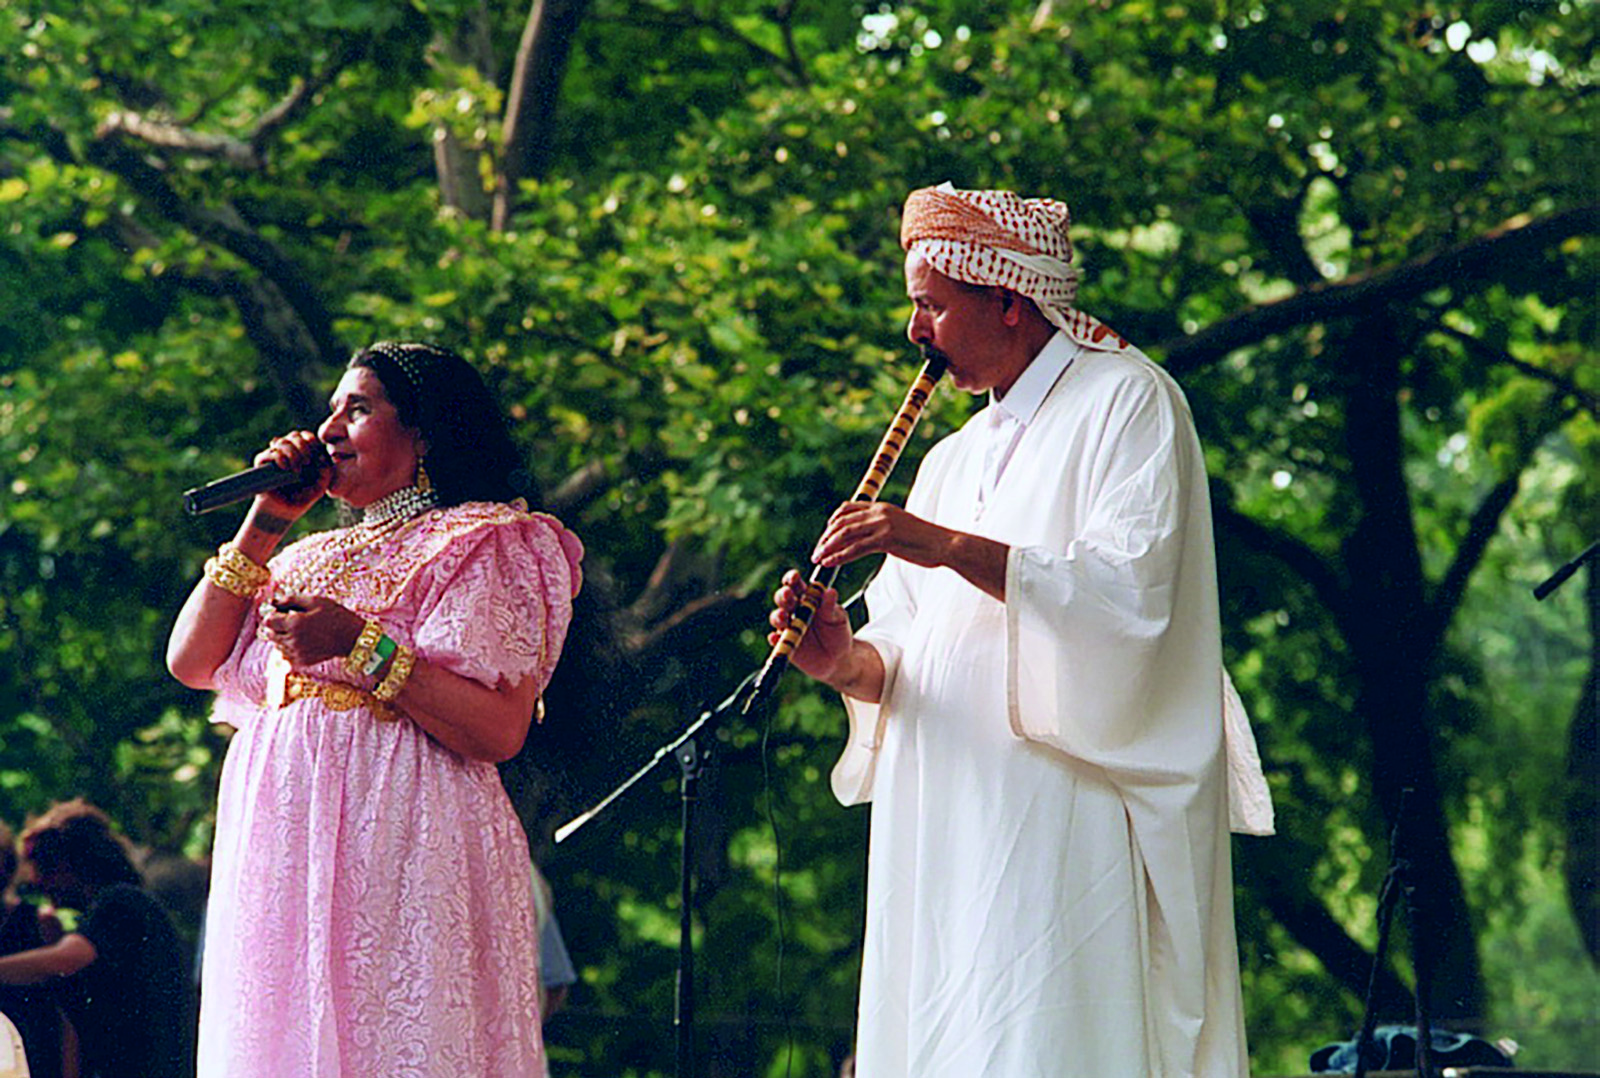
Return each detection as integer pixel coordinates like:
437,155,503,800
252,430,331,518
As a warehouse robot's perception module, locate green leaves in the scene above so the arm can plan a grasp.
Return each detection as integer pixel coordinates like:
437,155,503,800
0,1,1594,1071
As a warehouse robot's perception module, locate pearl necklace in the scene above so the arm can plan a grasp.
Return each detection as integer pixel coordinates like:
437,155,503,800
362,484,440,527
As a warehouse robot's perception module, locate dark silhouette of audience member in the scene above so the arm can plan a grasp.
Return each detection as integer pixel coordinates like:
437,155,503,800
0,821,64,1078
0,801,193,1078
139,850,209,1014
532,865,577,1025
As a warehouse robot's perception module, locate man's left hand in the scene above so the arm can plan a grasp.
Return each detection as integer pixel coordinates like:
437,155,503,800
811,502,954,569
812,502,1010,602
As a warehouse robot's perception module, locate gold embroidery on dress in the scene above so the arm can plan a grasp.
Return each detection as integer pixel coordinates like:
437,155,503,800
271,503,536,614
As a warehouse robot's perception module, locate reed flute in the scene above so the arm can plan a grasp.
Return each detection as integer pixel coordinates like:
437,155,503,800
742,353,948,713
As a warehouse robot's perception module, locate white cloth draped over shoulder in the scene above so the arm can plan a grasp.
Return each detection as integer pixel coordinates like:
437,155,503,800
832,336,1265,1077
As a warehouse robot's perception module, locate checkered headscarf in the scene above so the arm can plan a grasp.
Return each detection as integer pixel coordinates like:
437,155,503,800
901,183,1129,352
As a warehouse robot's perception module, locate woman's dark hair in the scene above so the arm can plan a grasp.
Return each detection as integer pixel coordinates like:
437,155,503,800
20,799,141,889
350,342,528,507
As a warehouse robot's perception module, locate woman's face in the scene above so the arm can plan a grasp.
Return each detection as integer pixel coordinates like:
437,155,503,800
317,366,426,508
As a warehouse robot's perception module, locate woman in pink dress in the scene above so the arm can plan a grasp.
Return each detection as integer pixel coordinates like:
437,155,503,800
167,342,583,1077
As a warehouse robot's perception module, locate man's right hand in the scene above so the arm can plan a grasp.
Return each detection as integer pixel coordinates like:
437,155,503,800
767,569,883,702
768,570,853,683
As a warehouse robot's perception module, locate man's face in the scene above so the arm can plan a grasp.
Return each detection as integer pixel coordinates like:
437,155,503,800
903,251,1023,395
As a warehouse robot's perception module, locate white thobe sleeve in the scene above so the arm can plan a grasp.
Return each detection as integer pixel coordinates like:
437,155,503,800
830,550,917,806
1004,373,1215,781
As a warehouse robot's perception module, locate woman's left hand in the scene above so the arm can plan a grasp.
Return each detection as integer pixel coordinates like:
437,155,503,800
257,591,367,670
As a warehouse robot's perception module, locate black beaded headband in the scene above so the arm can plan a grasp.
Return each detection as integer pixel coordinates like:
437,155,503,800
362,341,450,397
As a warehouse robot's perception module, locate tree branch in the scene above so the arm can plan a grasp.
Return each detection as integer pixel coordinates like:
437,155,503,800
1236,175,1323,289
1159,204,1600,377
626,538,691,627
1420,395,1574,652
1255,869,1415,1016
495,0,592,230
1213,497,1352,625
93,43,360,171
545,458,610,516
1432,324,1600,415
5,104,343,381
0,107,73,161
83,134,344,366
250,42,363,151
772,0,809,88
98,111,263,169
622,586,767,661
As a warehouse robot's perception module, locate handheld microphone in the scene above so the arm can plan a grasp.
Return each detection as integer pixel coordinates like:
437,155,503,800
182,458,326,516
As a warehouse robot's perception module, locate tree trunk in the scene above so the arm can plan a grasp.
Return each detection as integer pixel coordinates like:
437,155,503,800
430,3,496,222
1235,837,1415,1014
493,0,591,231
1339,315,1485,1022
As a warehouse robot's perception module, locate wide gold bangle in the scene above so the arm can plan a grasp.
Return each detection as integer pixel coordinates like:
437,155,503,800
204,557,260,599
215,542,270,590
372,645,416,702
344,619,384,679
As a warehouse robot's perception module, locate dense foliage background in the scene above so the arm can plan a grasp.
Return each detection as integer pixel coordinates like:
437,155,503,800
1,1,1594,1074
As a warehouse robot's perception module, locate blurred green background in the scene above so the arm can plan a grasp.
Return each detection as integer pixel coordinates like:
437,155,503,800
1,1,1595,1074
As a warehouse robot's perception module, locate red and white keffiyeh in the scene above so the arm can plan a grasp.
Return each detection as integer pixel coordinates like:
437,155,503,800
900,182,1131,353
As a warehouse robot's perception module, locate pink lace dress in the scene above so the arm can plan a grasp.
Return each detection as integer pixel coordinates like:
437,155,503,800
197,503,583,1078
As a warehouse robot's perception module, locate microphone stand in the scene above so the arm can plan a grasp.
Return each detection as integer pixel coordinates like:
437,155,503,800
554,671,757,1078
554,356,944,1076
1353,789,1435,1078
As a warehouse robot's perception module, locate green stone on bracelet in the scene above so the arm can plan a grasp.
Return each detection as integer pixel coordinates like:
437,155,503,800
363,634,398,677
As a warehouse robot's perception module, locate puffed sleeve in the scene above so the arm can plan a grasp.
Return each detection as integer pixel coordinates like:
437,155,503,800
409,514,582,693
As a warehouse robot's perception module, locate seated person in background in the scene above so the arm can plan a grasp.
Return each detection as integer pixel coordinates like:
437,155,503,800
0,801,192,1078
0,822,63,1078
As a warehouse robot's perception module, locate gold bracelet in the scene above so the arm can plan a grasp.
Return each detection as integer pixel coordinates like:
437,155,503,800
204,557,260,599
372,644,416,702
344,620,384,679
215,542,270,590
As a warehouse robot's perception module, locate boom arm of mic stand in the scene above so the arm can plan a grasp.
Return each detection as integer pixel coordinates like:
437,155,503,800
1533,540,1599,601
553,671,757,845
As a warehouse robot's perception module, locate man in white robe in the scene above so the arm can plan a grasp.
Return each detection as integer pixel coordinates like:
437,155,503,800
770,184,1272,1077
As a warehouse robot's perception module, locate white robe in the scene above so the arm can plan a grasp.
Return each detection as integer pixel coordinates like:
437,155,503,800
834,342,1251,1077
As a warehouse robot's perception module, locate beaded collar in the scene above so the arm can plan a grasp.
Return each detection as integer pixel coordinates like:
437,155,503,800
361,484,440,527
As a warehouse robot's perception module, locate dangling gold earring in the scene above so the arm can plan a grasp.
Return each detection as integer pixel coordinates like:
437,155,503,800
415,459,433,494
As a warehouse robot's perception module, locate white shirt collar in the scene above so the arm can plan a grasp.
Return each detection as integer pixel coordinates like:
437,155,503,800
988,332,1079,426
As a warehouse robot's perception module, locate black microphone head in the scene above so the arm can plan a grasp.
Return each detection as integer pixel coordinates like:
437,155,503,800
182,462,307,515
